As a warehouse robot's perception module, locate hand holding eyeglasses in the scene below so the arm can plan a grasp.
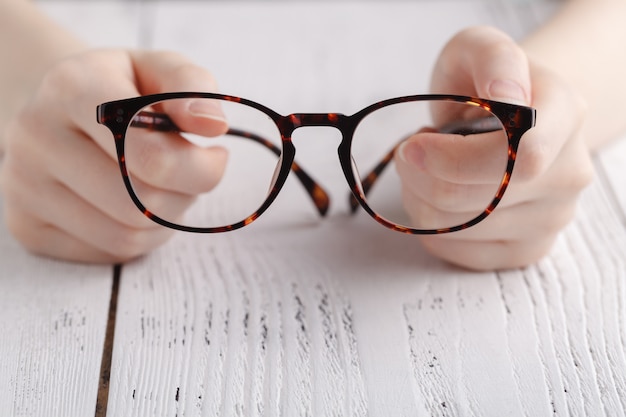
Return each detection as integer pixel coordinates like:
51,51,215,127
396,27,593,270
0,27,593,270
1,49,230,262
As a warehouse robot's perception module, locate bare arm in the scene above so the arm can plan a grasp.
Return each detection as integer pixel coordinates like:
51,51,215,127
0,0,86,152
522,0,626,150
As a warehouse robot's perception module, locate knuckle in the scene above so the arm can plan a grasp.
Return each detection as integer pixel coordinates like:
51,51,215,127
2,117,55,189
0,155,33,205
0,163,17,197
417,235,496,271
39,58,87,100
106,226,170,260
166,61,217,89
451,26,521,56
524,235,559,263
503,236,558,269
152,49,187,63
5,101,45,146
178,64,215,84
429,182,467,212
541,203,577,235
111,239,143,260
486,38,527,63
568,156,594,191
3,206,43,254
107,228,148,260
128,140,175,186
4,122,36,162
38,49,129,104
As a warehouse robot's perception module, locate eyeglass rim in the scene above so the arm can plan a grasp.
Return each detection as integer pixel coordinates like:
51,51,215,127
96,92,536,234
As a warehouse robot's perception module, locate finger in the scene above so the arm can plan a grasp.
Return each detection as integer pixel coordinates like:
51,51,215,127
117,51,230,193
395,133,587,231
123,128,228,194
54,50,227,160
510,63,587,182
4,212,160,264
432,26,531,105
40,126,206,226
131,50,228,136
4,212,132,264
55,50,229,195
2,114,176,261
400,182,502,228
3,171,174,262
398,168,500,216
408,195,577,242
5,217,123,264
156,97,229,137
37,49,140,160
418,233,558,271
396,130,508,184
395,114,590,231
4,96,155,230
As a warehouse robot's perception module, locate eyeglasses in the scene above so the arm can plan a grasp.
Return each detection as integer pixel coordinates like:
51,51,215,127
97,93,535,234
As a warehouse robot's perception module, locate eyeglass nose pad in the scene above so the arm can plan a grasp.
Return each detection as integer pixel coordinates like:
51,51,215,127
268,157,283,195
350,156,364,195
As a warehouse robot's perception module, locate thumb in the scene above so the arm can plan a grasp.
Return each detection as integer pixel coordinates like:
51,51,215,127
432,26,531,106
130,50,228,136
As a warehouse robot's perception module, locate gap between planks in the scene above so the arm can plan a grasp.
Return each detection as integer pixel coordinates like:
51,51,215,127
95,264,122,417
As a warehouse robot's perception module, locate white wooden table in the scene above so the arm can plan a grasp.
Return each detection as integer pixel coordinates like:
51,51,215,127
2,1,626,416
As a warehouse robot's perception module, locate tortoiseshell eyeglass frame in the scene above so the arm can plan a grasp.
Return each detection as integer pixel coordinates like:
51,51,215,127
97,92,536,235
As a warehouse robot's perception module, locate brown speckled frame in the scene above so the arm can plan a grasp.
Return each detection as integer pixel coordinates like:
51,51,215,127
97,93,535,234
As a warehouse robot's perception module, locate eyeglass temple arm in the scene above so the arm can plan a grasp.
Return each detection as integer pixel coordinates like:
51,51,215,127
349,117,502,213
131,111,330,217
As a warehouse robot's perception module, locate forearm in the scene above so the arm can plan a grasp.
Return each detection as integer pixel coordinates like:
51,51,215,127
0,0,86,152
521,0,626,150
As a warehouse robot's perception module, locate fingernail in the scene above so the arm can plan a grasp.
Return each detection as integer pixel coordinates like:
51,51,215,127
398,140,425,171
187,99,227,122
488,79,528,106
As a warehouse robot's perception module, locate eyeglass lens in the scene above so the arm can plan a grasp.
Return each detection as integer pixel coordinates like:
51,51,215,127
351,100,507,230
